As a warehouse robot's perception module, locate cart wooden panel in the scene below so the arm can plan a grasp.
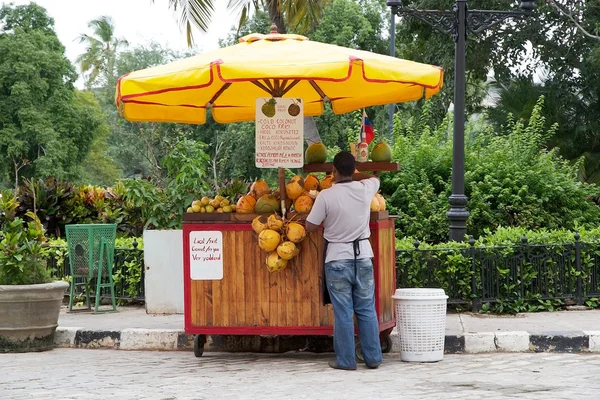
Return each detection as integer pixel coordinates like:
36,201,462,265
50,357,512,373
183,219,396,335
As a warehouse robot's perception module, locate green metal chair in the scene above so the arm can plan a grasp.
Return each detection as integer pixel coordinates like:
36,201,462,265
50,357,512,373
65,224,117,313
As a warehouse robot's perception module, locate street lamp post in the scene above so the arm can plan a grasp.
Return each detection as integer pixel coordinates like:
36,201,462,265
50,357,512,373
386,0,535,242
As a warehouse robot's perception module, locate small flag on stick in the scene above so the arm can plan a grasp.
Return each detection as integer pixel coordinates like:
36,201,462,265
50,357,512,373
360,109,375,144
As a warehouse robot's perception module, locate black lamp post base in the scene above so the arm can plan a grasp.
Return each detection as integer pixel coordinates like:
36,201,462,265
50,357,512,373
447,194,470,241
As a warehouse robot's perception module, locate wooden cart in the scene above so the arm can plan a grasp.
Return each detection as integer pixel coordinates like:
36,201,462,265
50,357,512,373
183,162,398,358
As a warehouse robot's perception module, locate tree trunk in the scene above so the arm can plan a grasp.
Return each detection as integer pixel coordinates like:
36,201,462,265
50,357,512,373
268,0,286,33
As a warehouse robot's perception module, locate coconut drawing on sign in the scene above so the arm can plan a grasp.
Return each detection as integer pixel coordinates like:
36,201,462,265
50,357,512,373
288,99,301,117
261,98,277,117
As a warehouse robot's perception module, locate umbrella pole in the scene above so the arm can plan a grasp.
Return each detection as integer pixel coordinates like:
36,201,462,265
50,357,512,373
279,167,287,219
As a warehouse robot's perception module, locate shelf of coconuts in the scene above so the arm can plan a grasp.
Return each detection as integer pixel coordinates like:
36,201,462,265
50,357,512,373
182,210,391,223
302,161,400,174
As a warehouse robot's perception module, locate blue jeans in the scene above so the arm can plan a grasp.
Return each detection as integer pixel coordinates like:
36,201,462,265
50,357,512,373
325,258,383,368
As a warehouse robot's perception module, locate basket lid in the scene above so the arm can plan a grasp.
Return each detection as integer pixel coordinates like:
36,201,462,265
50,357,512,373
392,288,448,300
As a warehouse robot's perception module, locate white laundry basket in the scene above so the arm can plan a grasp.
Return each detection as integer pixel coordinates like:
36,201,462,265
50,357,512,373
392,288,448,362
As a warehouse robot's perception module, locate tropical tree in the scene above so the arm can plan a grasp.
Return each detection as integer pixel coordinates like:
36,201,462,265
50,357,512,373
76,16,128,90
0,4,112,189
158,0,332,45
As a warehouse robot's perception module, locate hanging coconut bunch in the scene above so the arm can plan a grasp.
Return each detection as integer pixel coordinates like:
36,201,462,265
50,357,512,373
252,212,308,273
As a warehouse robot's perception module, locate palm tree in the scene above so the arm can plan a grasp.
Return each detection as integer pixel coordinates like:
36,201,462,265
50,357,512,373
76,16,129,89
158,0,330,46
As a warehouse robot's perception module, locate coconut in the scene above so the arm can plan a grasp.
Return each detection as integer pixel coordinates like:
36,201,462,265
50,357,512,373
286,222,307,243
250,180,271,198
236,195,256,214
255,194,281,214
303,174,320,191
286,179,305,200
376,193,386,211
320,175,335,190
370,196,380,211
277,241,297,260
251,215,269,235
305,142,327,164
370,142,393,162
258,229,281,252
294,195,314,213
267,214,284,231
266,251,288,273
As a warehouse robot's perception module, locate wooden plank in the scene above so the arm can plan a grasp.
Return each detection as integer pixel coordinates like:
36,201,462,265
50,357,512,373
303,162,400,173
268,251,280,326
244,230,257,327
183,212,232,222
257,240,270,326
299,239,314,327
223,231,238,326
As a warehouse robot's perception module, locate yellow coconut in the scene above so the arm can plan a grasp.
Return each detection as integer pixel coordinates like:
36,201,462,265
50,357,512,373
266,251,288,273
236,195,256,214
251,215,269,234
320,175,335,190
277,241,297,260
290,174,303,183
376,193,386,211
186,207,194,213
258,229,281,252
303,174,320,191
250,180,271,198
267,214,284,232
294,195,314,213
286,222,307,244
286,178,305,200
370,196,380,211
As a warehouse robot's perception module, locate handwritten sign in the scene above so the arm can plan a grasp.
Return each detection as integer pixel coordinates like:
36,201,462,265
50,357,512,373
189,231,223,280
255,97,304,168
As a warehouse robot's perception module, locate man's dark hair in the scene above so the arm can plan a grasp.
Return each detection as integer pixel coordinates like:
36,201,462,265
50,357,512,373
333,151,355,177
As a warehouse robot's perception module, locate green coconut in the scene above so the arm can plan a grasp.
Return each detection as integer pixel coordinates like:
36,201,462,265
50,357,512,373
255,194,281,214
305,142,327,164
371,142,392,162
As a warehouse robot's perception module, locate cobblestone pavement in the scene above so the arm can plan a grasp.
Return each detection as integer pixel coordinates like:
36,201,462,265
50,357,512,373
2,350,599,400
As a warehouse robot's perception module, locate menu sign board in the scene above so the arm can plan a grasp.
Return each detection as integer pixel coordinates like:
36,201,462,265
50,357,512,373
255,97,304,168
189,231,223,280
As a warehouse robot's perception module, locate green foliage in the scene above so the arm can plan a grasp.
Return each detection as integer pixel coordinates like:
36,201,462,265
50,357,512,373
0,191,51,285
382,97,600,243
121,137,211,230
397,226,600,314
0,4,113,189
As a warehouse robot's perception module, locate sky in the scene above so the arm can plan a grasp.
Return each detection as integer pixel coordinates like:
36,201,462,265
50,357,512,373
6,0,239,87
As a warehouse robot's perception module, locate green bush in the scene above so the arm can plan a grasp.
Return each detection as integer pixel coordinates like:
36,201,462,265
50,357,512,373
0,192,52,285
383,97,600,243
397,226,600,313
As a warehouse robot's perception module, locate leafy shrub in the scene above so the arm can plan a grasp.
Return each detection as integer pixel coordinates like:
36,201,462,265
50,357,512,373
0,191,51,285
383,97,600,243
397,226,600,313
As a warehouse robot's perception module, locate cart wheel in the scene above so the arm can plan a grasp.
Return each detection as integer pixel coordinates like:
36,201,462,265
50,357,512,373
355,342,365,363
194,335,206,358
380,335,393,354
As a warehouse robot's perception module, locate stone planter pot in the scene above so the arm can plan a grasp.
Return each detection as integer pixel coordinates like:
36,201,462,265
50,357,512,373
0,280,69,352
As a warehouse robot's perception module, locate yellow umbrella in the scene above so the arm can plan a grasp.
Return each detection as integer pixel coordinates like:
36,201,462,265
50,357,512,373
116,28,443,125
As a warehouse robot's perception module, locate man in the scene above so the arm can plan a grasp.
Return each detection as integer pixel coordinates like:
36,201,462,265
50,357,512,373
305,151,383,371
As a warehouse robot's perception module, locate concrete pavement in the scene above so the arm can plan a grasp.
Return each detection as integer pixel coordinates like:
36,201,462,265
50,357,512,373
54,306,600,354
3,350,600,399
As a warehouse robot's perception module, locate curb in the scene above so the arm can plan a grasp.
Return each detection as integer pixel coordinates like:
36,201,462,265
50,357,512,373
55,328,600,354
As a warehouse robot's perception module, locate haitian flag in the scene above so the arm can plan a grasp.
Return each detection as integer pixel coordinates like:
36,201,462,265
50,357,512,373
360,109,375,144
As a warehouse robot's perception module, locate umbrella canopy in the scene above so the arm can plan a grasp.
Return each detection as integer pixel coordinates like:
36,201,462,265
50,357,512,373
116,28,444,125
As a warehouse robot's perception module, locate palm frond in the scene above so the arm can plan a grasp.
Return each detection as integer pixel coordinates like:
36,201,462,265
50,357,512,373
167,0,217,46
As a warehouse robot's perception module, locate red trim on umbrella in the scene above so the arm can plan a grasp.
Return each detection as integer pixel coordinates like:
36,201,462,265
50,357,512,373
118,57,444,102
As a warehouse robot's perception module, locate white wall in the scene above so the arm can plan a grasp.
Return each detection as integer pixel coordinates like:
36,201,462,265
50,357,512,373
143,230,183,314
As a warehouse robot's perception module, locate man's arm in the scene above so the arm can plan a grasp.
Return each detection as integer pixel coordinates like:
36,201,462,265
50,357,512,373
305,194,326,232
305,220,320,233
351,172,378,182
